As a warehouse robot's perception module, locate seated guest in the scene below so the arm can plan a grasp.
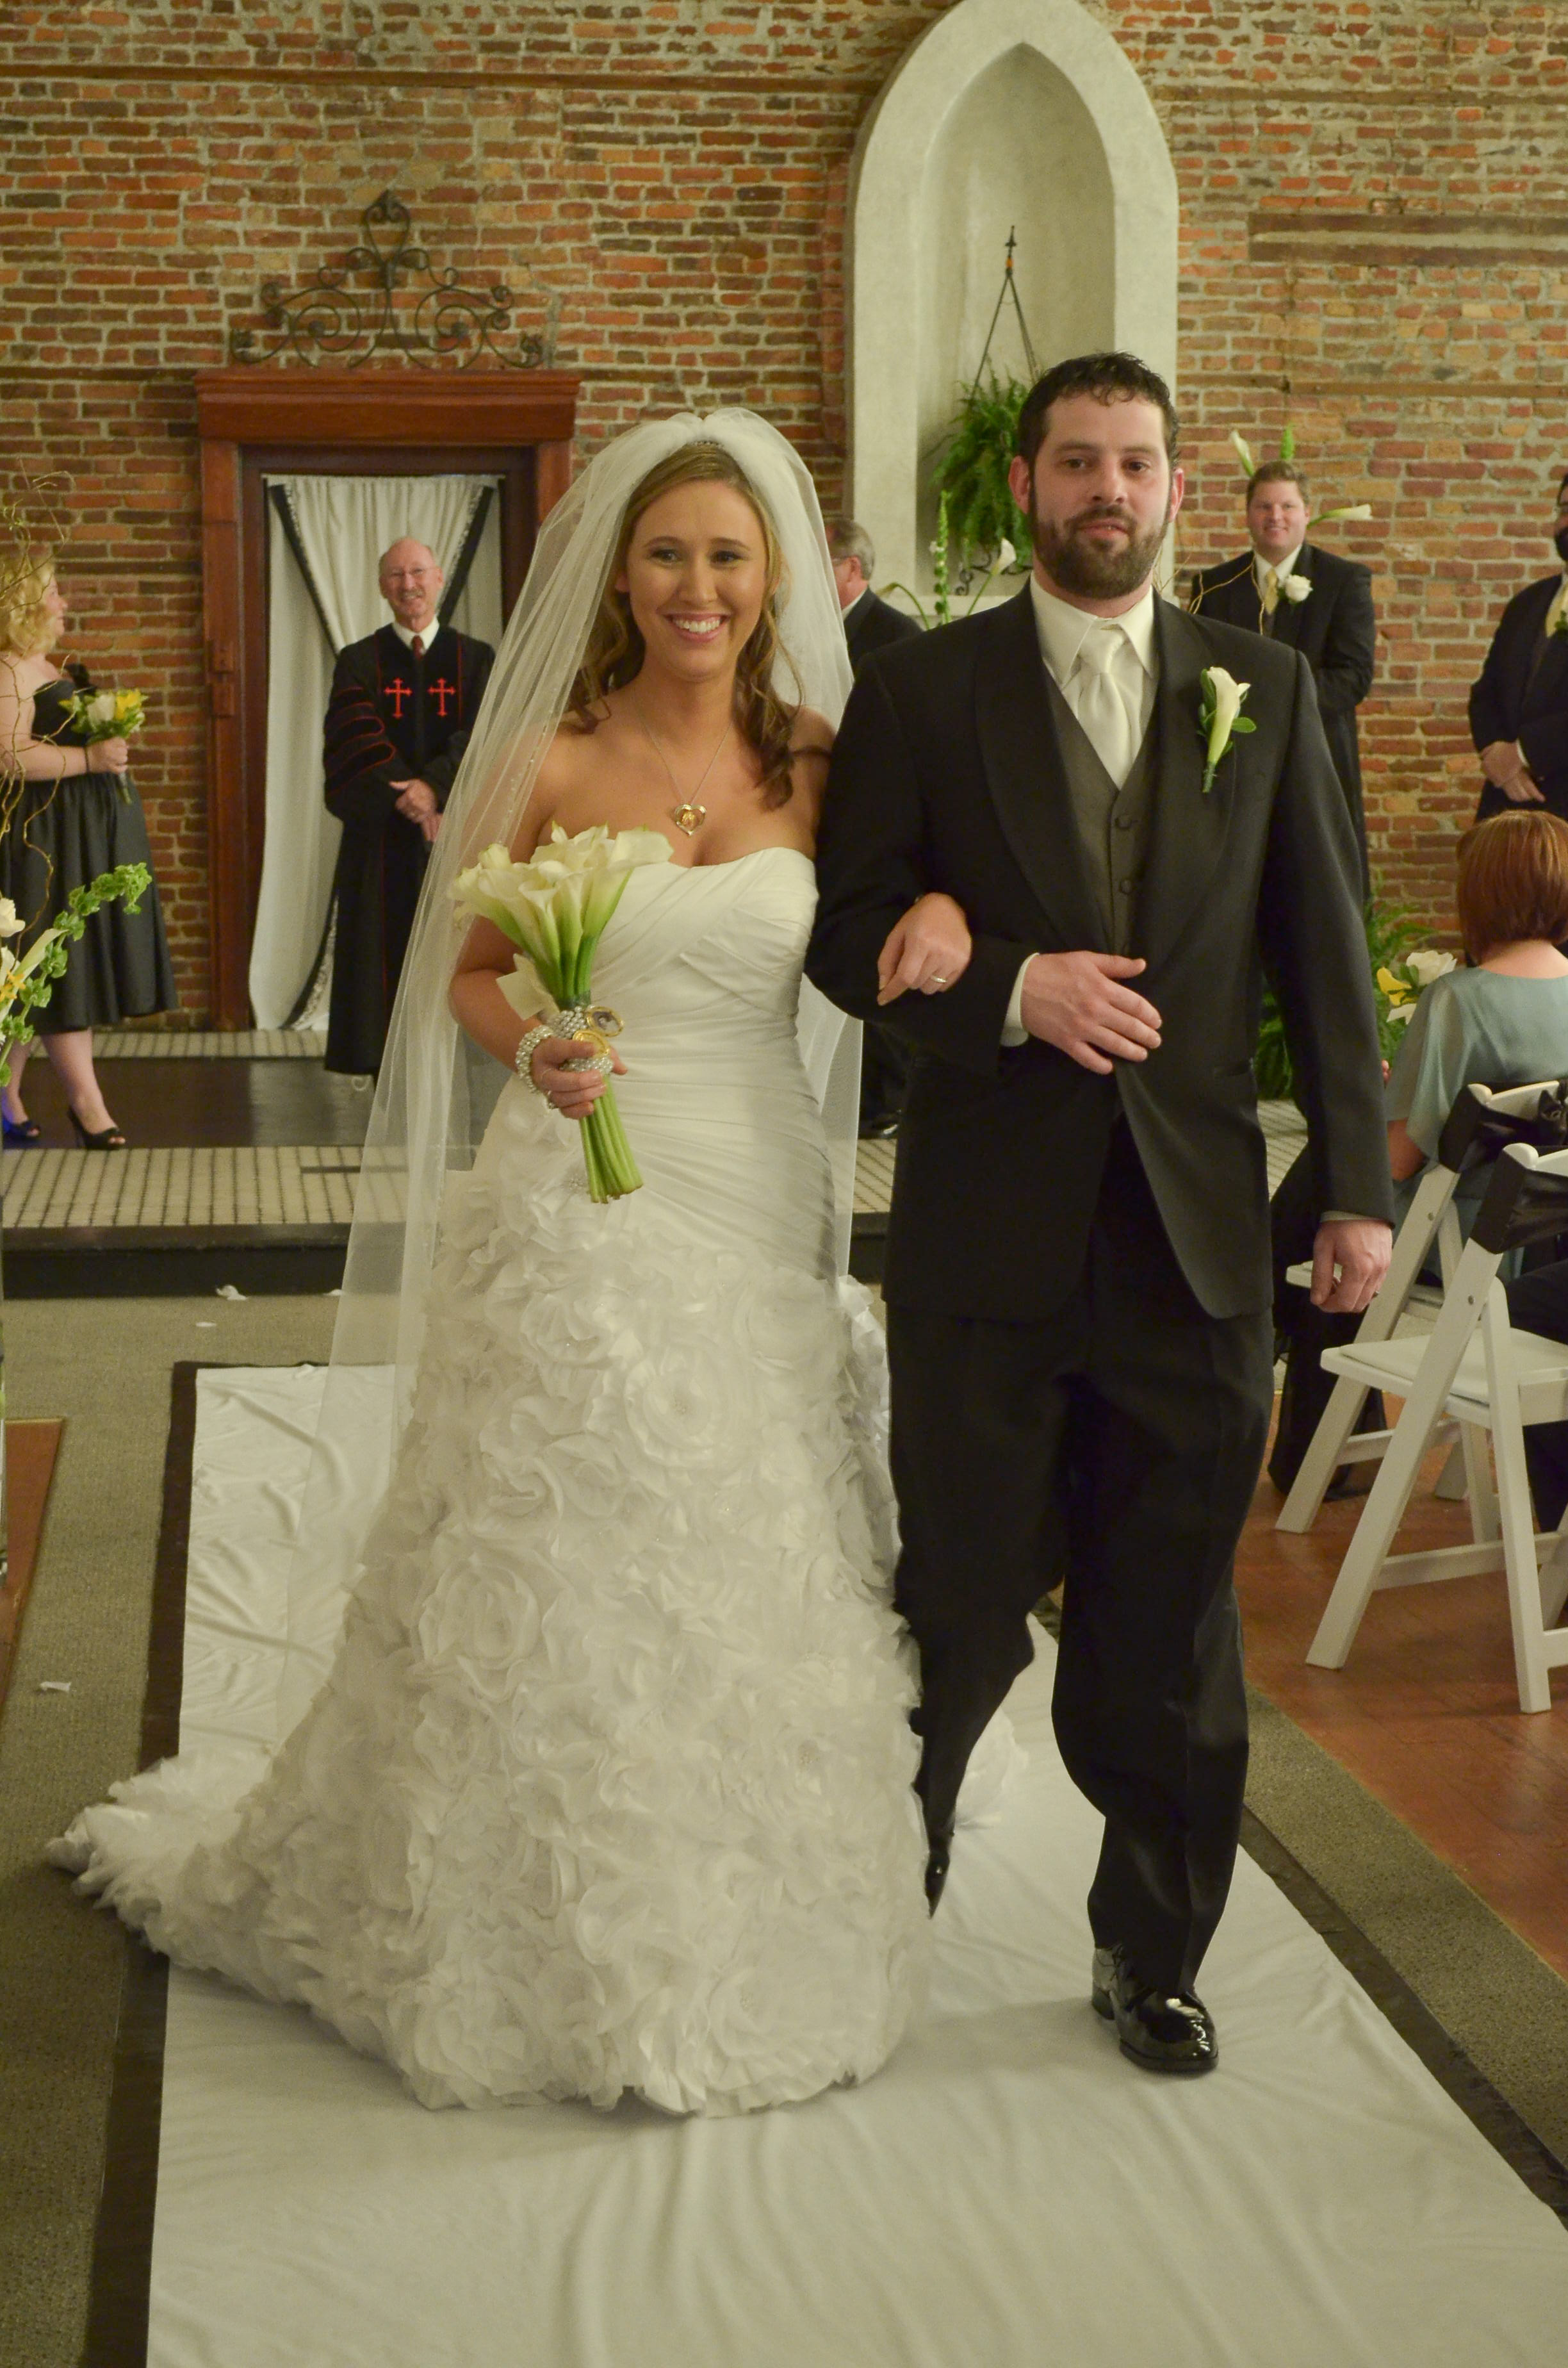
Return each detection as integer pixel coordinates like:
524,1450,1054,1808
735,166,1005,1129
1190,462,1375,894
825,517,922,1134
826,518,921,677
1470,468,1568,823
1270,809,1568,1492
323,538,494,1076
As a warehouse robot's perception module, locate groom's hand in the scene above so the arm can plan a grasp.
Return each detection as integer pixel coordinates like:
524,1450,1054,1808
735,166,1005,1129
1018,952,1162,1074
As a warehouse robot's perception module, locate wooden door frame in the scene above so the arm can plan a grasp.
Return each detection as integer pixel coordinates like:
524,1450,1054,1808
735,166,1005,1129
195,368,579,1026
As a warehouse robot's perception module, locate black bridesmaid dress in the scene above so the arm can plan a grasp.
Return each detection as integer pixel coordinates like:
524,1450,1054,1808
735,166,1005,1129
2,673,176,1032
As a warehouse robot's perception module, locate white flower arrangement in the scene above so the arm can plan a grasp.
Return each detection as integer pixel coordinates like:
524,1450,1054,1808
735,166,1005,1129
1198,666,1255,793
1280,573,1312,604
453,825,673,1202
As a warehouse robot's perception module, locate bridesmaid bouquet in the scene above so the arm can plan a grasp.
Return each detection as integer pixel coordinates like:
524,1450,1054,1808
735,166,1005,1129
453,824,672,1203
64,688,147,802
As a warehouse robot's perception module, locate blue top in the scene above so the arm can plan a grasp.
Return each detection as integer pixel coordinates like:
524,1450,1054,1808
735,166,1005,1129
1385,965,1568,1228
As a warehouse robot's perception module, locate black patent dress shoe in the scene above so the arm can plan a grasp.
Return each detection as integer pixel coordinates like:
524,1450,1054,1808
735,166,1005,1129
1091,1945,1218,2076
924,1835,952,1914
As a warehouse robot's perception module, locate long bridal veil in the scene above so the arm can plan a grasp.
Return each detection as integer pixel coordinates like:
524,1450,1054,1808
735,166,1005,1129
278,410,860,1738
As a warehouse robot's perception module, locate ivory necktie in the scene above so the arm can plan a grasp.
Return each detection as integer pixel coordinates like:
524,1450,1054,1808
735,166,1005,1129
1070,621,1137,788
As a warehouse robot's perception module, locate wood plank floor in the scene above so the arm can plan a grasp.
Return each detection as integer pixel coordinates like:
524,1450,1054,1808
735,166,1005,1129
1238,1435,1568,1981
0,1418,65,1711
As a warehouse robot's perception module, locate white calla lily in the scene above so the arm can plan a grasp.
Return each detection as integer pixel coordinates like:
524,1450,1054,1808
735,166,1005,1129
453,823,675,1203
1206,669,1246,767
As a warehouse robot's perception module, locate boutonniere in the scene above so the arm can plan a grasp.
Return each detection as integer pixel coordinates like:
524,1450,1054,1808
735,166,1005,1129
1546,578,1568,639
1198,667,1256,793
1280,573,1312,604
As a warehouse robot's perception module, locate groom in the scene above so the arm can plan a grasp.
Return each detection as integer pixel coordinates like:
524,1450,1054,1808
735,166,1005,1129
807,352,1392,2076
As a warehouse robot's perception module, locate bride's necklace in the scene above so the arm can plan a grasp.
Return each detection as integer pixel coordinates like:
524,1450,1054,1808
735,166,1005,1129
633,700,731,837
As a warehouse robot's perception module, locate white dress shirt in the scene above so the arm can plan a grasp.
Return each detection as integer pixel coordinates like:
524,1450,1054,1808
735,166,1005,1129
1001,578,1159,1043
390,618,438,653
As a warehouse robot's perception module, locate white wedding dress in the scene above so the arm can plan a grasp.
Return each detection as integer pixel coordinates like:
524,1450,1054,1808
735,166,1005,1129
53,849,948,2116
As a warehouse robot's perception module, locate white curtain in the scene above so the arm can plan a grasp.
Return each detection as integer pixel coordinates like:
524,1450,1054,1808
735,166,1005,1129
250,475,504,1031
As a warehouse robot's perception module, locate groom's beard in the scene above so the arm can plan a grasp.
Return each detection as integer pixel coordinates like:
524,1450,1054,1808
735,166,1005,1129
1028,498,1169,599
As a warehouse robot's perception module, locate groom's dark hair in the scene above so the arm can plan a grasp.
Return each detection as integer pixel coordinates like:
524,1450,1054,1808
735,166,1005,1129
1016,354,1180,469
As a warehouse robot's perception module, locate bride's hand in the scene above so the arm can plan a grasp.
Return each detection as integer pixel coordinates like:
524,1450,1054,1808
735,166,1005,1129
876,892,972,1005
529,1032,628,1120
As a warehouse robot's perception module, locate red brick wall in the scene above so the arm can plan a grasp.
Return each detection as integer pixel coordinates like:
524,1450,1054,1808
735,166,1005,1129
3,1,1564,1010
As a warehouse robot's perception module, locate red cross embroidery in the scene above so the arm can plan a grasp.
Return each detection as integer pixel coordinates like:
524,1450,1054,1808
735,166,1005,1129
385,677,411,718
430,677,456,718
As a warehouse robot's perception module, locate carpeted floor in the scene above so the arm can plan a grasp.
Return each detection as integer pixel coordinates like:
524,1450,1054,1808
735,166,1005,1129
3,1292,1568,2365
0,1295,335,2368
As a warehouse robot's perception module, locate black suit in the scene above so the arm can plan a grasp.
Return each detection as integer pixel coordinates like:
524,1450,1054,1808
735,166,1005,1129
844,592,924,1124
1190,544,1375,894
844,588,922,675
808,588,1389,1989
1469,574,1568,820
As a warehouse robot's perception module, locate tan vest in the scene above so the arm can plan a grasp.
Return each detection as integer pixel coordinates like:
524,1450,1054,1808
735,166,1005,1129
1043,671,1156,954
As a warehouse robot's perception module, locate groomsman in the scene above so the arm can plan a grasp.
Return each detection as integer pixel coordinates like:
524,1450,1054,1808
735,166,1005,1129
1190,464,1375,892
322,538,494,1075
826,518,923,1133
1470,470,1568,821
828,519,922,676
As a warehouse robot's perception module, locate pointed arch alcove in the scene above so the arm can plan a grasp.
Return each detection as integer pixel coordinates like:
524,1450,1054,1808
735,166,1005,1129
847,0,1177,596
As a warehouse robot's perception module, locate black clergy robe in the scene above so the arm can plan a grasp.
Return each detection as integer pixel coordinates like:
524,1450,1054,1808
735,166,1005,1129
322,621,494,1075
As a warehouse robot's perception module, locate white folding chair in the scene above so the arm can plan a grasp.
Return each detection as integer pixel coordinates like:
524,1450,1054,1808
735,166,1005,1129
1276,1081,1565,1538
1304,1140,1568,1714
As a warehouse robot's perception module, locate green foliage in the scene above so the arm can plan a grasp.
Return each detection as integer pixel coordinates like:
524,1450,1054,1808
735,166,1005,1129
931,372,1031,577
1254,894,1432,1105
0,863,151,1070
1278,422,1296,464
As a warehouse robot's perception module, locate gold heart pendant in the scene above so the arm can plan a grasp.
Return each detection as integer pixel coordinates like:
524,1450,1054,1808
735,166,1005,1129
669,802,706,837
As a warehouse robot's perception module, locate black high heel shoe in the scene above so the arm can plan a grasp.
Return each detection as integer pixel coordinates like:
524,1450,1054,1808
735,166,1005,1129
69,1108,127,1151
2,1111,42,1147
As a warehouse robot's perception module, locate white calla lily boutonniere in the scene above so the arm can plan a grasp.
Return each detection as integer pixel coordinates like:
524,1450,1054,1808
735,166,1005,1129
1198,666,1256,794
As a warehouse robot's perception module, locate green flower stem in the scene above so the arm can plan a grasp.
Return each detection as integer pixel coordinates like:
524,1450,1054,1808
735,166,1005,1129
580,1084,642,1203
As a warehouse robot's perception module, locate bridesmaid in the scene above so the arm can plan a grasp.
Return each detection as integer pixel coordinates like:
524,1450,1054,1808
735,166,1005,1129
0,554,176,1146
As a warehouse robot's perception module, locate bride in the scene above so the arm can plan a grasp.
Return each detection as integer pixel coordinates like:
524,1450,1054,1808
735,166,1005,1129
52,411,983,2117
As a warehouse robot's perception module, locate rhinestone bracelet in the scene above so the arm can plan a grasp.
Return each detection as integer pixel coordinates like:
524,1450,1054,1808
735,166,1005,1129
514,1019,555,1096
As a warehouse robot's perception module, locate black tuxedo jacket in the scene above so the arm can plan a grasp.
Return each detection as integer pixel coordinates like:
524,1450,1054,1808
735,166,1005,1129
845,589,922,675
1189,543,1374,841
806,589,1391,1324
1469,574,1568,813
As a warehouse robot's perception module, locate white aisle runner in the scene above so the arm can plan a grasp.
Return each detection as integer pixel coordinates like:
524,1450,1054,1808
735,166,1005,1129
145,1370,1568,2368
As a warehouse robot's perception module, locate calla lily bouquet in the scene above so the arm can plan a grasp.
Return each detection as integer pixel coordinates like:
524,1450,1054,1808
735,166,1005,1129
0,866,151,1071
1198,666,1255,792
1376,946,1458,1033
453,823,673,1203
63,689,145,800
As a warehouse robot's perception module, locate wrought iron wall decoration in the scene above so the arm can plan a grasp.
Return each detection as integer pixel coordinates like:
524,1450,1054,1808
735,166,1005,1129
229,190,562,370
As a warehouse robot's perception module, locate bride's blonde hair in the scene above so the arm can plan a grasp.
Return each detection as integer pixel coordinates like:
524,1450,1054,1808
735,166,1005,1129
568,443,819,807
0,551,57,659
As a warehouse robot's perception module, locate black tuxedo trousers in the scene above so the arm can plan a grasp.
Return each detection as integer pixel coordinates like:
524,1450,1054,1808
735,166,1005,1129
890,1120,1271,1992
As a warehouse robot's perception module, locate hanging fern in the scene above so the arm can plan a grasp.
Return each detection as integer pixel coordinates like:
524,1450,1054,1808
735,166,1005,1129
931,372,1031,577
